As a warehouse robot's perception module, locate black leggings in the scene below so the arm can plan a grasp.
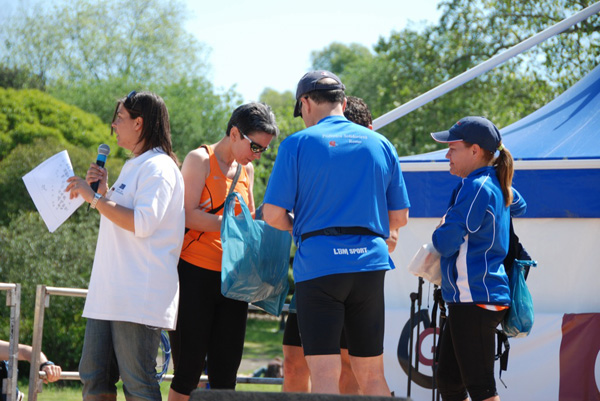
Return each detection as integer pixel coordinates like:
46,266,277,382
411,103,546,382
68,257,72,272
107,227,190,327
169,259,248,394
436,304,507,401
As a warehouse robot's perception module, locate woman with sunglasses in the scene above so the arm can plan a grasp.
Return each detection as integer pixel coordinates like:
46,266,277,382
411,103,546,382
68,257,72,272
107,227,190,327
66,91,185,401
168,102,278,401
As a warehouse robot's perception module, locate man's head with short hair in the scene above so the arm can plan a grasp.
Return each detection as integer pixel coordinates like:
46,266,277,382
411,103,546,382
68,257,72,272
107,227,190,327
344,96,372,128
293,70,346,118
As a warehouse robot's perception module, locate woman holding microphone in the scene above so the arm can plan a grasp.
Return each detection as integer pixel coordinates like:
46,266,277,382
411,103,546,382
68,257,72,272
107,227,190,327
66,90,184,401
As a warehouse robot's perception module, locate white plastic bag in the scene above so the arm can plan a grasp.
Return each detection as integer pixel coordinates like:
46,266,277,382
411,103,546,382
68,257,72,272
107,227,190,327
407,243,442,286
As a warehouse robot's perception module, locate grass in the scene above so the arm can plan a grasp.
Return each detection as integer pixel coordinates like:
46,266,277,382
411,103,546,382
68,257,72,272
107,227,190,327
24,315,285,400
241,312,285,362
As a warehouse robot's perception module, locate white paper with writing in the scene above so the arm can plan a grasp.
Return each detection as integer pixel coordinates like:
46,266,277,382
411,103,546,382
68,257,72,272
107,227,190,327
22,150,84,232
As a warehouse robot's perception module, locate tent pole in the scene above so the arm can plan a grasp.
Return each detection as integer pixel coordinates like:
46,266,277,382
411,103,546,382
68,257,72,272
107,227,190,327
372,1,600,130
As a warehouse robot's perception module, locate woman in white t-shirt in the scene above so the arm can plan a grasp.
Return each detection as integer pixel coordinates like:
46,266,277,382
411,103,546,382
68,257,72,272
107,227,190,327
66,91,185,401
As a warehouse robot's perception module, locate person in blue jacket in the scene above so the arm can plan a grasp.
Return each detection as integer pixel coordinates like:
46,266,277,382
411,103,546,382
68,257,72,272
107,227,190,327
431,116,526,401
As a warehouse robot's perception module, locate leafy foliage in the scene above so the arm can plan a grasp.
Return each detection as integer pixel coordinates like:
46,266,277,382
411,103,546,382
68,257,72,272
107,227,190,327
0,64,45,90
0,88,120,161
0,137,124,226
1,0,207,87
0,210,99,371
311,25,557,155
437,0,600,91
253,89,305,204
50,77,240,160
48,77,144,128
310,42,374,74
159,77,241,158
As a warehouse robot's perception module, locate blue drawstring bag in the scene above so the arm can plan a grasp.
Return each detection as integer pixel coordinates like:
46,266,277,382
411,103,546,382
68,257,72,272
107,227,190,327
221,192,291,316
502,259,537,338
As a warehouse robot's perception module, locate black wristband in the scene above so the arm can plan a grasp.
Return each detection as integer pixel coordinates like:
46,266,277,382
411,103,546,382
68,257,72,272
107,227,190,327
39,361,54,370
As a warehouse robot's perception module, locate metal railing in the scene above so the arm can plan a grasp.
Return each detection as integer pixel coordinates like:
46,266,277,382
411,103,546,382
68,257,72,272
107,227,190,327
0,282,21,401
28,285,286,401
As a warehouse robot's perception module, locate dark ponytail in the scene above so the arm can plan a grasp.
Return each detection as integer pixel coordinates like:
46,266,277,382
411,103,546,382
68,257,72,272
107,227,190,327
494,143,514,207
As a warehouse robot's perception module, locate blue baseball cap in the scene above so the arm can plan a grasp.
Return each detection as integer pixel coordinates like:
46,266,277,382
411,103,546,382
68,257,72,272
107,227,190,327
431,116,502,152
293,70,345,117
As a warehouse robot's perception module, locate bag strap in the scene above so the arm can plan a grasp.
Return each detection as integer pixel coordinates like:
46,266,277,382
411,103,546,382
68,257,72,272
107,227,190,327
495,329,510,388
184,164,243,235
209,164,242,215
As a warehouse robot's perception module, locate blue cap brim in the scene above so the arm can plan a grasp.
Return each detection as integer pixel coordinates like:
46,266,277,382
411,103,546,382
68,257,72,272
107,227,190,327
431,130,463,143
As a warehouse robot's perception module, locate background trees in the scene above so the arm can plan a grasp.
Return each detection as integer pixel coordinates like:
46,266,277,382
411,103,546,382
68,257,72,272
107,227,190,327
437,0,600,91
0,0,237,160
1,0,206,86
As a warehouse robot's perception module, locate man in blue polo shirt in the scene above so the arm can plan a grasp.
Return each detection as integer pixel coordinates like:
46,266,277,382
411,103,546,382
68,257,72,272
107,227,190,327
263,70,410,395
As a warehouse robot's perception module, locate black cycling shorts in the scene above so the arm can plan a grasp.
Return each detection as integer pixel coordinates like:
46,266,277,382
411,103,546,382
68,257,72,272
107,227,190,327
282,312,348,349
295,270,386,357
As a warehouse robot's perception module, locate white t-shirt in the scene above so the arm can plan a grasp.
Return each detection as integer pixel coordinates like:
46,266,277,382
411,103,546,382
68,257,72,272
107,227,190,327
83,148,185,330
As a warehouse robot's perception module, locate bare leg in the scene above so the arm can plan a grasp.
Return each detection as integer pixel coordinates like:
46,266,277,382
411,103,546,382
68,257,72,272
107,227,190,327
282,345,310,392
305,354,341,394
339,349,361,394
349,354,391,396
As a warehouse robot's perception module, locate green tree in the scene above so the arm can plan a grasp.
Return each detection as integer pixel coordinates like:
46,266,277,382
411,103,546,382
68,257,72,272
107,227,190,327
437,0,600,91
48,77,144,126
0,210,98,371
0,64,45,90
311,26,555,155
0,137,124,226
0,88,120,162
159,77,241,158
253,88,305,204
1,0,238,158
308,0,599,155
1,0,207,87
310,42,374,75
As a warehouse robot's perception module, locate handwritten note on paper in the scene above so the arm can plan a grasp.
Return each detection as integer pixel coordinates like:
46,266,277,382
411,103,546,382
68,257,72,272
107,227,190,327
22,150,85,232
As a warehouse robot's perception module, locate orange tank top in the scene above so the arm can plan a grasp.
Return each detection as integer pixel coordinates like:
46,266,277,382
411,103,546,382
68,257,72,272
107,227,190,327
180,145,251,271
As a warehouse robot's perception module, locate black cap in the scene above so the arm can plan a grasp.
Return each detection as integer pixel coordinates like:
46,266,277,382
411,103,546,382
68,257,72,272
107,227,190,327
431,116,502,153
293,70,345,117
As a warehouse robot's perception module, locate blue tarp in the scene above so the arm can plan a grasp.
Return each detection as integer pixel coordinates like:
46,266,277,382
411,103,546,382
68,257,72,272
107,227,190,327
399,65,600,162
397,65,600,218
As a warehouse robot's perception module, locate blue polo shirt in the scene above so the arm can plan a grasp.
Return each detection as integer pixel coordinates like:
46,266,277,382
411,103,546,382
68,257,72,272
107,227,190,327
264,115,410,282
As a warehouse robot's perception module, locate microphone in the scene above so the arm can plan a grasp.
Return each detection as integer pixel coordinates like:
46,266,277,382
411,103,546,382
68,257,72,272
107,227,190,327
91,144,111,193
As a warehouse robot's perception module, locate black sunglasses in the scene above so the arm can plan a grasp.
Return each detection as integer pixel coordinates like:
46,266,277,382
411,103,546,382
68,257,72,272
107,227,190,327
237,127,268,153
124,90,139,111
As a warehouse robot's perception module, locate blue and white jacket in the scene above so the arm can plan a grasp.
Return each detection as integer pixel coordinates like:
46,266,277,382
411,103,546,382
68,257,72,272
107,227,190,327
432,166,526,305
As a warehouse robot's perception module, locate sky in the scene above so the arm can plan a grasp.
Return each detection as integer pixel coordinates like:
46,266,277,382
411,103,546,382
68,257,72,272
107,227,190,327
182,0,443,102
